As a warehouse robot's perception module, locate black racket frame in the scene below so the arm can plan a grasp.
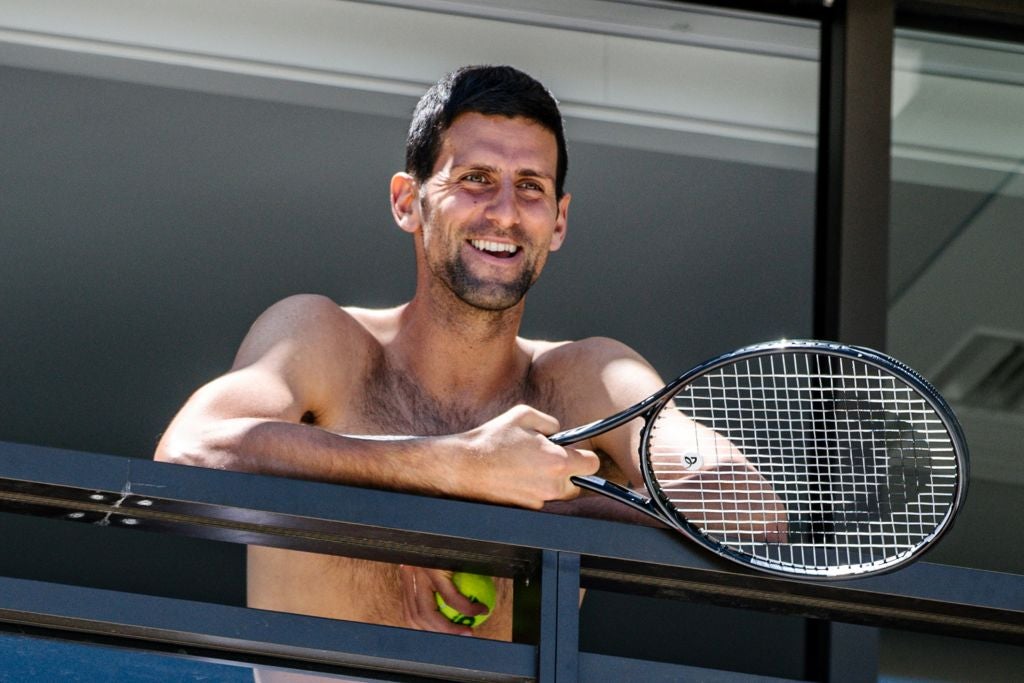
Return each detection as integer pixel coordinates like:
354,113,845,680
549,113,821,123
556,339,970,580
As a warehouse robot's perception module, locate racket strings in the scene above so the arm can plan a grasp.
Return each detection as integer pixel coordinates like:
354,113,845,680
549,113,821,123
646,351,960,575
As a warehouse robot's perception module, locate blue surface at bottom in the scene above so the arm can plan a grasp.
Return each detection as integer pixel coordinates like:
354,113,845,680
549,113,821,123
0,632,254,682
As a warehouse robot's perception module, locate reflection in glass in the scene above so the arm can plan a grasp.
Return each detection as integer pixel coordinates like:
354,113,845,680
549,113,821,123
888,30,1024,575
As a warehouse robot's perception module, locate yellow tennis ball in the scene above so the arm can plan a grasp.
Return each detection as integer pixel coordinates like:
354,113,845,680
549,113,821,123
434,572,496,628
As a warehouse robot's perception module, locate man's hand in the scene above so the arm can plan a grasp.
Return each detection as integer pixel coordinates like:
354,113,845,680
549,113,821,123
398,566,487,636
459,405,600,509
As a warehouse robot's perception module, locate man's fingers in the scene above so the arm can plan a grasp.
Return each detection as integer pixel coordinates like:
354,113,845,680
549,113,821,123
414,582,473,635
566,446,600,476
399,566,476,635
469,406,607,508
550,447,599,499
434,580,488,617
508,404,561,435
425,568,487,617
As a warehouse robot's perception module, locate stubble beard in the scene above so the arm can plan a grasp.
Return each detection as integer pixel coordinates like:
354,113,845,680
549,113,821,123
439,253,538,312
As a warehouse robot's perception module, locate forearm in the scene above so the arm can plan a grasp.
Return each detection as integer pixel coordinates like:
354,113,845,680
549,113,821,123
156,417,471,499
156,404,599,509
541,494,661,527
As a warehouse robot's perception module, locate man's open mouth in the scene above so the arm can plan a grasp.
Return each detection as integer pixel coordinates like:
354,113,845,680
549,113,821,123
469,239,519,258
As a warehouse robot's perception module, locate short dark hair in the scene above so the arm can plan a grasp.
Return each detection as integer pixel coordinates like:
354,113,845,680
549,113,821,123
405,65,568,199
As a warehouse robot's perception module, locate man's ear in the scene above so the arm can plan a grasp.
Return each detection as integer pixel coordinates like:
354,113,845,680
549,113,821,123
390,172,420,234
548,192,571,252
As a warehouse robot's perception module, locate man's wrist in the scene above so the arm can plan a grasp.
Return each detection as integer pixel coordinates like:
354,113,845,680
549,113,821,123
432,432,477,500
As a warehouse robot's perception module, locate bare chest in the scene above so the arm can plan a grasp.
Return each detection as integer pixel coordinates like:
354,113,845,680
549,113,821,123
338,360,566,437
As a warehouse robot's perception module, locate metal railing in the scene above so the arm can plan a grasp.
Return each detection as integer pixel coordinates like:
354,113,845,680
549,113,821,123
0,440,1021,681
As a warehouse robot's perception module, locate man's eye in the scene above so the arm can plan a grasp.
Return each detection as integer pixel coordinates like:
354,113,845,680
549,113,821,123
463,173,487,183
519,181,544,192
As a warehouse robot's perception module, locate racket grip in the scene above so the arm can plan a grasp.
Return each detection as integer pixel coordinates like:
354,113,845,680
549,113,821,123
570,475,666,525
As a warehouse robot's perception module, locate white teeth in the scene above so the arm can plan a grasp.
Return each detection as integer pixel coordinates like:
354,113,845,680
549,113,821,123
471,239,518,255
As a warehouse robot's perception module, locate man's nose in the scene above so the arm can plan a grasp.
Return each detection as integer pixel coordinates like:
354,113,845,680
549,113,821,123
484,180,520,227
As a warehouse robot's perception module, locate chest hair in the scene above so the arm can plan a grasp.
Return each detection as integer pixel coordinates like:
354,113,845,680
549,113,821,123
355,356,562,436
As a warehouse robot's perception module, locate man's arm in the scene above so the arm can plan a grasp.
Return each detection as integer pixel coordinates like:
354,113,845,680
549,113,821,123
534,337,785,537
154,294,599,509
531,337,665,522
536,335,782,532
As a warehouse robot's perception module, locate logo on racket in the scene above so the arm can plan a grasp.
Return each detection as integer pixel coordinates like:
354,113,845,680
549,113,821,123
682,452,702,470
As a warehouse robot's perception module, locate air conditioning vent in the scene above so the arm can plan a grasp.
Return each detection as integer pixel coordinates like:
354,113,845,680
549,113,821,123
933,332,1024,413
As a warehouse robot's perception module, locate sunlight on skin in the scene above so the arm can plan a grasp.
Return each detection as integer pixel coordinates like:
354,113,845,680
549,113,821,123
648,407,789,543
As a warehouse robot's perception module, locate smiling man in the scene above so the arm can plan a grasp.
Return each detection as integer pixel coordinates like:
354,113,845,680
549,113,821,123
154,65,669,641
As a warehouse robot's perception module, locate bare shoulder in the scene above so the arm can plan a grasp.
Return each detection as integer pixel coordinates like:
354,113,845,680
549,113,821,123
528,336,650,376
224,294,392,423
526,336,664,416
233,293,381,369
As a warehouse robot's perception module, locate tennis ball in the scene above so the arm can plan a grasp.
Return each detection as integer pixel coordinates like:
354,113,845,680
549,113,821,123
434,572,496,628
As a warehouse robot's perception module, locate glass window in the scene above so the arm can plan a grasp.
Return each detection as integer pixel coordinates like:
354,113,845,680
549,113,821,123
888,29,1024,576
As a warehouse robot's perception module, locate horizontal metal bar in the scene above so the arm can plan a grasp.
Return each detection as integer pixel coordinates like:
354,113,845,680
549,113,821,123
579,652,802,683
1,441,1022,644
580,557,1024,644
0,442,544,577
0,576,535,683
0,441,725,578
897,0,1024,40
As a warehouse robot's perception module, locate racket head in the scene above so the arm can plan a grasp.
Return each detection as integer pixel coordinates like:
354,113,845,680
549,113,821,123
639,340,969,579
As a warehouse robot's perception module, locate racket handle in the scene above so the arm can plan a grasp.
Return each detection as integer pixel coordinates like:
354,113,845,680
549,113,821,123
570,475,668,526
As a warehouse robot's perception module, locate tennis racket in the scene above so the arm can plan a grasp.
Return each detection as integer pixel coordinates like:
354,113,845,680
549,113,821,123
552,340,968,579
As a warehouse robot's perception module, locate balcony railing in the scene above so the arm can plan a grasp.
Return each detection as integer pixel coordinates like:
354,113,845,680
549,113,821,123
0,440,1021,681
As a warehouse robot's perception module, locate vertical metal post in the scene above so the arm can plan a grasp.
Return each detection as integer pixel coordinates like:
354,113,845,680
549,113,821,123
554,552,580,682
805,619,883,682
804,618,832,681
518,550,580,682
814,0,895,349
811,1,893,676
512,556,549,648
536,551,560,681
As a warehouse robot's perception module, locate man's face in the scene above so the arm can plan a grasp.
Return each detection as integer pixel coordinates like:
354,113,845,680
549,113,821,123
413,112,569,311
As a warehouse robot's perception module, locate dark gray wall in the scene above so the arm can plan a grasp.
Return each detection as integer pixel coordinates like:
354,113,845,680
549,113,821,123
0,65,815,461
1,66,412,458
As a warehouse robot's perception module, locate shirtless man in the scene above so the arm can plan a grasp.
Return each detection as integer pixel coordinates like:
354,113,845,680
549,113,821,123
154,65,680,641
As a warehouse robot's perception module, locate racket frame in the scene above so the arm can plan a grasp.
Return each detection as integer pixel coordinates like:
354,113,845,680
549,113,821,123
558,339,970,580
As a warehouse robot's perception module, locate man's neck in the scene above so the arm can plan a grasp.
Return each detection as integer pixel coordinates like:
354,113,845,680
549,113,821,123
388,292,530,406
